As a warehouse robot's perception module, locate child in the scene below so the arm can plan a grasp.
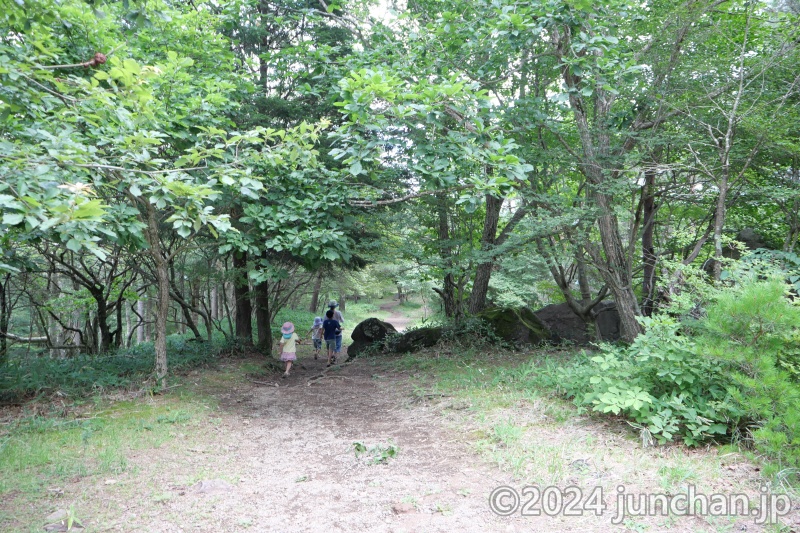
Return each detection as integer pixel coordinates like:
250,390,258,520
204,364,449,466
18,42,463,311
328,300,345,357
321,309,341,367
308,317,323,360
276,322,301,378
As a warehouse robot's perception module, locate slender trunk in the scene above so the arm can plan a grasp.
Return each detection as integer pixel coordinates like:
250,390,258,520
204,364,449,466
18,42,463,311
211,284,219,321
125,303,132,348
641,170,658,316
712,175,728,282
223,280,234,337
255,280,272,353
191,283,200,334
577,255,592,303
92,288,111,353
145,295,153,343
143,201,169,388
136,298,145,344
436,198,458,318
0,274,8,364
468,194,503,314
593,191,643,342
233,251,253,346
339,294,346,313
309,273,322,313
115,297,123,348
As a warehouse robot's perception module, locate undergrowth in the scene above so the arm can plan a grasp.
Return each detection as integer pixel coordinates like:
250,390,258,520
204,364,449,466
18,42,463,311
0,335,228,402
552,279,800,479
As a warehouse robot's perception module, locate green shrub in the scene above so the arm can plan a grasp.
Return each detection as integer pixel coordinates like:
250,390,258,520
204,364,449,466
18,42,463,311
557,315,739,446
555,278,800,454
555,279,800,472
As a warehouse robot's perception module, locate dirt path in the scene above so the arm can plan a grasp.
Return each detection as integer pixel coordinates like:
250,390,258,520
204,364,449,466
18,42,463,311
379,299,414,332
11,341,797,531
11,351,797,532
91,356,523,532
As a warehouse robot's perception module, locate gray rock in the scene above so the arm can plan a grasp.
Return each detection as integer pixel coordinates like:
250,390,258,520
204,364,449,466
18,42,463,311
388,327,442,353
534,301,621,345
348,318,398,358
476,307,550,345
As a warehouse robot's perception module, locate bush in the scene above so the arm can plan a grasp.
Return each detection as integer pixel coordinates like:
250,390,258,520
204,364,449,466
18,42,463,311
555,279,800,469
557,315,740,446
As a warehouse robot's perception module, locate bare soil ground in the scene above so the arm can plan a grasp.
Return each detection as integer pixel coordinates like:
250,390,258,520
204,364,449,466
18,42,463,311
378,299,415,332
3,348,799,532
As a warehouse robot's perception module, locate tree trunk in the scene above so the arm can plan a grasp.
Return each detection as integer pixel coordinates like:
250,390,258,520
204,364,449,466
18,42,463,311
143,201,169,389
254,280,272,353
641,170,658,316
577,255,592,303
712,176,728,282
0,273,9,364
339,294,346,313
309,273,322,313
125,303,131,348
233,250,253,346
435,197,459,318
115,297,124,348
468,194,503,314
592,191,643,342
210,284,218,321
136,297,145,344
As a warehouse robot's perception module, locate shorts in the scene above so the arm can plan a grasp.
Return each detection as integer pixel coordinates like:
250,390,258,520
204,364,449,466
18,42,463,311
281,351,296,362
313,339,322,350
325,339,336,350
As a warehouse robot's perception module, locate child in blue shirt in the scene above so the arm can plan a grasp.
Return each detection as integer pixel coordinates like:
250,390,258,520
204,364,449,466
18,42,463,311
322,309,341,367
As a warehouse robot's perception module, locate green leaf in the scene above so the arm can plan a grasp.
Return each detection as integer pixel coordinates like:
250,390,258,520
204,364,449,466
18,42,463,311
2,213,24,226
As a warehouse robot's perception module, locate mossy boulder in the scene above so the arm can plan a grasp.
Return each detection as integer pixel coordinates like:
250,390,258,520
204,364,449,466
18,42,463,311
389,327,443,353
349,318,398,358
476,306,551,346
534,301,621,345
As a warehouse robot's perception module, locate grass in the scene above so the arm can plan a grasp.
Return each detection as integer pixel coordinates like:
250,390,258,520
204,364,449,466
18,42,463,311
0,395,211,497
0,364,232,532
390,344,793,530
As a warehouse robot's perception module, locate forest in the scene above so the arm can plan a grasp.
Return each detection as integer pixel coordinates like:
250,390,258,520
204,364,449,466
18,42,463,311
2,0,800,530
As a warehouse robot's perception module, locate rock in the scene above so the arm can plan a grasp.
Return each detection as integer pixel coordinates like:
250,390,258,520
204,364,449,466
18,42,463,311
476,306,550,345
389,327,442,353
593,301,621,342
190,479,234,494
349,318,398,358
736,228,767,250
533,301,621,345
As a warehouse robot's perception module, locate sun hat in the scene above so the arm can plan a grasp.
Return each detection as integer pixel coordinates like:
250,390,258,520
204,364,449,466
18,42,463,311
313,317,323,327
281,322,295,335
328,300,338,308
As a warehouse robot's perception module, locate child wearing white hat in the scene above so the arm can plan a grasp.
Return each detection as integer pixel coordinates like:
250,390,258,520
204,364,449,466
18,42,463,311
308,317,323,360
